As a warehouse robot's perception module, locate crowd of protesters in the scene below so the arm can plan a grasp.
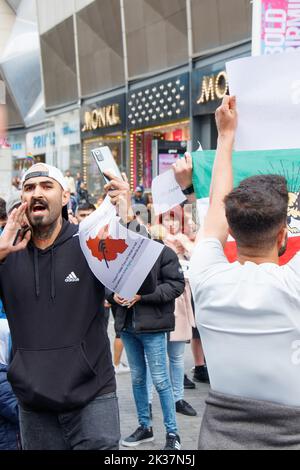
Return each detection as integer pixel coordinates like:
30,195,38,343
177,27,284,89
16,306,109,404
0,164,205,451
0,95,300,451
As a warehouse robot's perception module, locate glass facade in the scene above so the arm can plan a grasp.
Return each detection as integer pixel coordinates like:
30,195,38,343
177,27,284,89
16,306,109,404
2,0,252,189
4,0,252,127
40,16,78,109
51,109,81,175
76,0,125,96
0,0,42,128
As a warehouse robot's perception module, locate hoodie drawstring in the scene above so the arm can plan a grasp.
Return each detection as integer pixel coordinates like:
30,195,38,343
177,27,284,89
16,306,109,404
31,220,73,301
33,247,40,298
33,246,56,300
50,247,56,300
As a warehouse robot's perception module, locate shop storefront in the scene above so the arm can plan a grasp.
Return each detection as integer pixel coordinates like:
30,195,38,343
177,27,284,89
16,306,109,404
192,65,228,150
191,43,251,150
51,109,81,176
7,132,27,177
26,126,56,167
81,94,126,201
128,73,190,190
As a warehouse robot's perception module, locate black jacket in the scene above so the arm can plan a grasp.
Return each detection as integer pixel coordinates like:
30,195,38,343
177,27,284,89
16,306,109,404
0,220,155,412
111,245,185,334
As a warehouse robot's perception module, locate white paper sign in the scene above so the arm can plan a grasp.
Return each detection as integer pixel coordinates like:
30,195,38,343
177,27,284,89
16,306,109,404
226,51,300,151
79,195,116,235
152,169,186,215
79,197,164,299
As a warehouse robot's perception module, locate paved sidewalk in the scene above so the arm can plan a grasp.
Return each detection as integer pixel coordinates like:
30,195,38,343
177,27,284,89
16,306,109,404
108,317,209,451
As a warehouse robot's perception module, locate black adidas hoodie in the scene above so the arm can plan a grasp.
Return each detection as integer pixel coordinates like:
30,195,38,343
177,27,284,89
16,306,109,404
0,220,154,412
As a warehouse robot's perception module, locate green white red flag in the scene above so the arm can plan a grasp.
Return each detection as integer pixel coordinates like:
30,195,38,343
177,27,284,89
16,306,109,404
192,149,300,265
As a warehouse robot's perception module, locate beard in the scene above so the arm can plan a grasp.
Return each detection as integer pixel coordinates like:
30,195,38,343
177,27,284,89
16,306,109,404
29,215,46,226
27,198,60,228
28,211,54,228
26,203,62,240
30,216,60,241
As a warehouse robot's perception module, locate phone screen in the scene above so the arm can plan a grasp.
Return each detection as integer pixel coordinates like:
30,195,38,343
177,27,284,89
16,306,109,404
91,146,122,183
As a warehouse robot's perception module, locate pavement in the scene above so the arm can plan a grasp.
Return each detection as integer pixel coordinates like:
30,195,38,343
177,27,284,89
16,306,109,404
107,315,209,451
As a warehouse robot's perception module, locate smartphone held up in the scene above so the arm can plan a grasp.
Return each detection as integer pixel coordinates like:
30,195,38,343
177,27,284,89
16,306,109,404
91,146,122,183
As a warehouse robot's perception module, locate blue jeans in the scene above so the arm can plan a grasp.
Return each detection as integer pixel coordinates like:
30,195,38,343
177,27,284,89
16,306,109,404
121,329,177,434
19,392,120,450
147,340,186,403
167,341,186,402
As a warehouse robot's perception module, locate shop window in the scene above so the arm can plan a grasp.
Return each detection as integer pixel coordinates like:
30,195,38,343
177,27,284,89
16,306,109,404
130,121,190,190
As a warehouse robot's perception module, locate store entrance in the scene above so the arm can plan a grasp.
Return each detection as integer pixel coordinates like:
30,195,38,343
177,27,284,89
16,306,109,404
130,120,190,190
193,114,218,151
154,140,187,177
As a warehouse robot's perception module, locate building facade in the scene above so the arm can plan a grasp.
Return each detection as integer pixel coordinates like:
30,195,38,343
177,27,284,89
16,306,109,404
2,0,252,194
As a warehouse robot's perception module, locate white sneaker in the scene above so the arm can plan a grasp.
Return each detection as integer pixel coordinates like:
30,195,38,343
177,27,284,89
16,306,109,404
115,362,130,374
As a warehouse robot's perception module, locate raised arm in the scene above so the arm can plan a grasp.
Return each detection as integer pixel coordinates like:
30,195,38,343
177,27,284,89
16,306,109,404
172,96,237,247
202,95,237,246
0,203,31,262
172,153,195,204
104,171,135,224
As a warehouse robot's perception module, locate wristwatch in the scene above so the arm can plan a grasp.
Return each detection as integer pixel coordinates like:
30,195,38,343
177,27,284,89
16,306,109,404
182,184,194,195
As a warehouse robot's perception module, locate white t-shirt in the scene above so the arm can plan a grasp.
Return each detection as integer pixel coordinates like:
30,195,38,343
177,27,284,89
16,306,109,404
189,238,300,407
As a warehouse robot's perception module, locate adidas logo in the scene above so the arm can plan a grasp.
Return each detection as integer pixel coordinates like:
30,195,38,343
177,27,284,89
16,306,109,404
65,272,80,283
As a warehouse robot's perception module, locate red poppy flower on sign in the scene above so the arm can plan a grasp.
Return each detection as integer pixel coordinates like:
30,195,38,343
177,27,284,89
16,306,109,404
86,224,128,268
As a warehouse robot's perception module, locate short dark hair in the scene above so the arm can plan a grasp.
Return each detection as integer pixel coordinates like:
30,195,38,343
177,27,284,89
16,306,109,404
224,175,288,249
77,202,96,212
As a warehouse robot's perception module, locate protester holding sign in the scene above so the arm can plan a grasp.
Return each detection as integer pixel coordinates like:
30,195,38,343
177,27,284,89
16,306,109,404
106,217,185,449
173,96,300,450
0,163,156,450
112,245,184,450
79,172,163,299
155,212,197,417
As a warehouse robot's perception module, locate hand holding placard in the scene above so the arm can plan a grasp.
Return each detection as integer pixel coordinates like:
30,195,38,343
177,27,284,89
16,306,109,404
152,170,186,215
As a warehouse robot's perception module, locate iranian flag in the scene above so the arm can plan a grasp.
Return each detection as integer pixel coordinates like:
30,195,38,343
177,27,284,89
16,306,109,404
192,148,300,265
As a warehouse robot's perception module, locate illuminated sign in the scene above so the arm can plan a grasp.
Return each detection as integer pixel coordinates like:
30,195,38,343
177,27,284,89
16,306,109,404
127,74,189,130
196,71,229,104
82,104,121,132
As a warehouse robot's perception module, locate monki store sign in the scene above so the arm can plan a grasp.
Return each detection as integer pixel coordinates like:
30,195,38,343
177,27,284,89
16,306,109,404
82,103,121,132
197,71,229,104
